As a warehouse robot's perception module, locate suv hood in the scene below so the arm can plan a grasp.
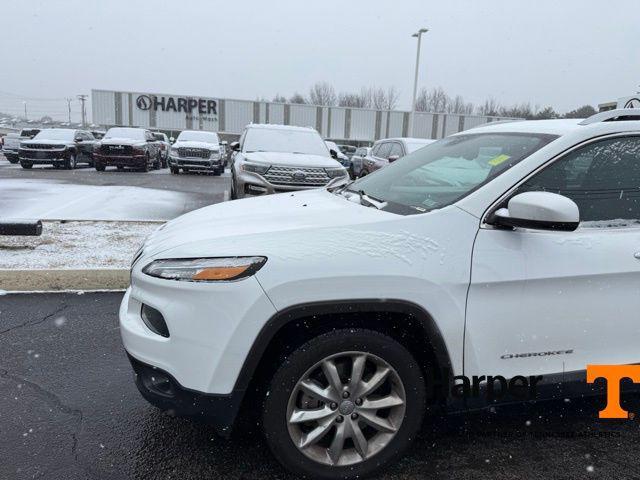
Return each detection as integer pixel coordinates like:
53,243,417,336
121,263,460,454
101,138,145,146
141,189,394,259
21,139,69,146
173,140,219,151
244,151,341,168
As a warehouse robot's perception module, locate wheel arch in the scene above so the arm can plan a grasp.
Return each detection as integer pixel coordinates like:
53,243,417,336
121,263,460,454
233,299,452,406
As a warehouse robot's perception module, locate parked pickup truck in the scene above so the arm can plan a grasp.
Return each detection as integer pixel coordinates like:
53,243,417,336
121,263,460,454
2,128,40,163
93,127,162,172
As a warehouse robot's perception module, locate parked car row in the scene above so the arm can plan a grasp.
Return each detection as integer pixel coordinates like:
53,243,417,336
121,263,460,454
2,125,438,188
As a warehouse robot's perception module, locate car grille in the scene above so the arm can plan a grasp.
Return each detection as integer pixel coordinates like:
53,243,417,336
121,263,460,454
263,165,331,187
19,149,62,159
100,145,133,155
178,148,210,159
21,144,64,150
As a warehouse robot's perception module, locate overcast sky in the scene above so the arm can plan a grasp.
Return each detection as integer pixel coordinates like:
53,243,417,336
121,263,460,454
2,0,638,121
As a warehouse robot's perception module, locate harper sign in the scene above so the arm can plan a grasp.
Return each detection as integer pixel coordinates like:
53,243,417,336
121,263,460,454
136,94,218,117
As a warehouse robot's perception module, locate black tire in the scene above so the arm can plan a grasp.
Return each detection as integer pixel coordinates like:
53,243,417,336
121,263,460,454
95,162,105,171
117,165,125,171
154,155,161,170
65,153,77,170
141,155,150,173
162,158,168,169
6,156,19,164
170,166,179,174
230,176,238,199
20,161,33,169
262,329,425,480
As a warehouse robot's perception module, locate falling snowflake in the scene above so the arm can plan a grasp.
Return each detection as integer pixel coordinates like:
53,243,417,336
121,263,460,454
54,316,67,327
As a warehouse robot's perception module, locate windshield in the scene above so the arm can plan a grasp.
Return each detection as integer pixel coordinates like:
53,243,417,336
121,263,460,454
349,133,557,215
152,133,166,141
33,129,75,141
177,131,220,143
325,141,342,152
104,128,145,140
243,128,329,156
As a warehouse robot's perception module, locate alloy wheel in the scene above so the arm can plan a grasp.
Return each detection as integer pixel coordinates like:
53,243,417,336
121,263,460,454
286,351,406,467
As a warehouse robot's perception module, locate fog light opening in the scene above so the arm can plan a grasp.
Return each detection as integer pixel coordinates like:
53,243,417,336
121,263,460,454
141,304,170,338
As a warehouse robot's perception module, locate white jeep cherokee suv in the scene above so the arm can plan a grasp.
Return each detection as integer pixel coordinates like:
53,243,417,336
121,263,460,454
121,109,640,479
230,124,349,198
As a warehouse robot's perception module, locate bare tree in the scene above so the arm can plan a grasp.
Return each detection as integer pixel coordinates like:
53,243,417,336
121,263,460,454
414,87,450,112
448,95,474,115
289,92,307,104
338,87,372,108
563,105,596,118
477,98,501,116
272,94,287,103
371,86,400,110
308,81,337,106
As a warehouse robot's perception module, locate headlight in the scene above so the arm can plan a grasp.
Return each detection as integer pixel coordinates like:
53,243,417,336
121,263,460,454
241,162,270,174
170,147,179,156
210,151,220,159
325,167,348,178
142,256,267,282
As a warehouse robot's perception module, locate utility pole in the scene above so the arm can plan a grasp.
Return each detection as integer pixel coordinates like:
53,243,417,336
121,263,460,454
77,94,88,127
23,101,27,120
409,27,429,137
66,98,72,124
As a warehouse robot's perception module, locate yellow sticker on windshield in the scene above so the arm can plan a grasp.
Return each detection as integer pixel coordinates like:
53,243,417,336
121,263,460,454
488,154,510,166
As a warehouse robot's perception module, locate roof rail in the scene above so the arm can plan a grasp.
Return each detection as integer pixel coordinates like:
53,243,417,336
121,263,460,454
578,108,640,125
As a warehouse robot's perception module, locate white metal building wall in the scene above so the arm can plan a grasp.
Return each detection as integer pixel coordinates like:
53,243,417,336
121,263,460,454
92,89,519,142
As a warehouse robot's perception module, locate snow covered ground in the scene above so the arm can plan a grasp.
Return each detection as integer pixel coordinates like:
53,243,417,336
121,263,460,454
0,178,196,221
0,221,161,269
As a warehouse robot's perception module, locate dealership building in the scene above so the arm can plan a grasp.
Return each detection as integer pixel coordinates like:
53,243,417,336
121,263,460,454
91,89,517,143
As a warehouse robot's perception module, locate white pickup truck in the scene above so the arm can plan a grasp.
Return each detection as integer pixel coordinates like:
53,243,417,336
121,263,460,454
2,128,40,163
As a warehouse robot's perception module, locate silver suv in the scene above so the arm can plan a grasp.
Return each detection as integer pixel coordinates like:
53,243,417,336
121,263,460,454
230,124,349,198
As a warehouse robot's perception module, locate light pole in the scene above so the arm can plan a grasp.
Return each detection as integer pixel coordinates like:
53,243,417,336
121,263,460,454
409,27,428,137
23,101,27,120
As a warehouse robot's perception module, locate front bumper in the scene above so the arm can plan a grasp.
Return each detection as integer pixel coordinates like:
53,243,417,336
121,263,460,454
18,149,70,163
94,154,146,167
127,353,242,437
169,154,222,171
235,170,349,198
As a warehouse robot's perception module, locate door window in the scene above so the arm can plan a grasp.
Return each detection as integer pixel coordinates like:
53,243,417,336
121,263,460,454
375,142,392,159
389,142,404,158
516,136,640,226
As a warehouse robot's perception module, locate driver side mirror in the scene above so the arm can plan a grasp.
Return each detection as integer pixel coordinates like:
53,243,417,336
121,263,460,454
329,149,338,159
230,141,240,151
388,155,400,163
490,192,580,232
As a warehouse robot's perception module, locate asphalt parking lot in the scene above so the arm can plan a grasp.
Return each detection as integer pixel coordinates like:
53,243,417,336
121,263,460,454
0,155,230,221
2,292,640,480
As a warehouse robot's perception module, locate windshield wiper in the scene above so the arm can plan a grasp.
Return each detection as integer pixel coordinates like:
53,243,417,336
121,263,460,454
357,190,386,210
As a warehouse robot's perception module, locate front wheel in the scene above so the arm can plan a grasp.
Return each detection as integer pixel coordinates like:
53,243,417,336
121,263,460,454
20,161,33,169
65,153,77,170
262,329,425,480
95,162,105,171
170,166,179,174
6,156,19,164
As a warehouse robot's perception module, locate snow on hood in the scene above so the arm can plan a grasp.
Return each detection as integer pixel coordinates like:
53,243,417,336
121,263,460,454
244,151,341,169
101,137,146,146
141,189,394,258
22,139,70,146
172,140,219,151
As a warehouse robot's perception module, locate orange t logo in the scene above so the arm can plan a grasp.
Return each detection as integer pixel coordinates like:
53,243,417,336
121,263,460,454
586,365,640,418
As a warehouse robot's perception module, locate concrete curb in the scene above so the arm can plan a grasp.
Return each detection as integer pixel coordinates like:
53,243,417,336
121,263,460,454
0,269,129,292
